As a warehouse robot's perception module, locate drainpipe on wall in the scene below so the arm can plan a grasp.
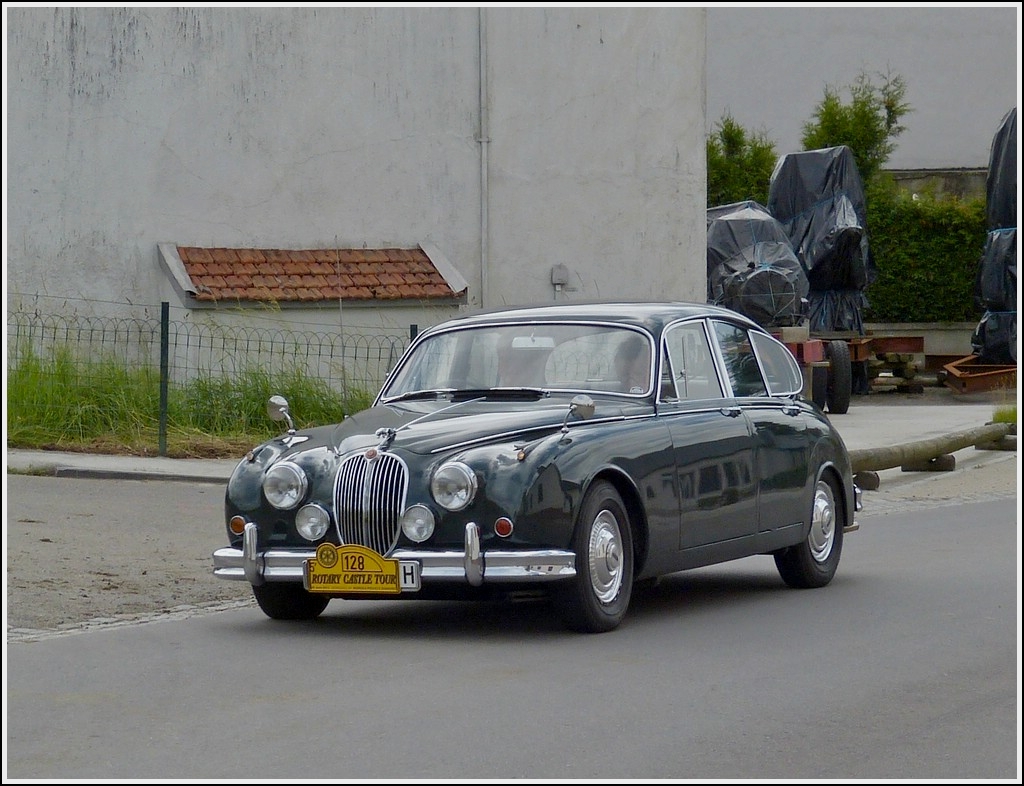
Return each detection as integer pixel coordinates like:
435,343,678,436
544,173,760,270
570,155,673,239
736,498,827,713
478,8,490,309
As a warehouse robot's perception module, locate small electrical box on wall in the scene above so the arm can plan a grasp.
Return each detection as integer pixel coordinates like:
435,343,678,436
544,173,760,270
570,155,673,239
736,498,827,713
551,264,570,294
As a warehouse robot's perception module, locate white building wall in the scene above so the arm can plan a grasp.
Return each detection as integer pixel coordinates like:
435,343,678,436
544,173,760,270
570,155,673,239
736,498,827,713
6,6,708,329
485,7,707,306
707,6,1020,170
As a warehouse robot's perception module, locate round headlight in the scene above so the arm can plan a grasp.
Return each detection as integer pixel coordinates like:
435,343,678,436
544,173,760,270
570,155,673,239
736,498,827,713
400,504,436,542
430,461,478,511
295,503,331,541
263,461,308,509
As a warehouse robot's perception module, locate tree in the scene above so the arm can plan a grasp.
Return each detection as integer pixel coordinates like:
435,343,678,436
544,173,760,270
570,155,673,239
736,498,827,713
706,113,777,207
801,69,912,184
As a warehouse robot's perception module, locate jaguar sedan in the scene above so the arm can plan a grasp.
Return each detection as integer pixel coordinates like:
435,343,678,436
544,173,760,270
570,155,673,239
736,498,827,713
213,302,861,633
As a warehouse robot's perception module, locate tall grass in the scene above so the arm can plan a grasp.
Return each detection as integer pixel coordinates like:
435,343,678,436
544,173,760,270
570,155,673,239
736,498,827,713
7,346,374,457
991,403,1017,426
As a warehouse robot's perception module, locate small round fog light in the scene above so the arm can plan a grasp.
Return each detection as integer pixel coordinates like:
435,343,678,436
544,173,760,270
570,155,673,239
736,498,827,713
229,516,248,536
295,503,331,541
400,504,436,543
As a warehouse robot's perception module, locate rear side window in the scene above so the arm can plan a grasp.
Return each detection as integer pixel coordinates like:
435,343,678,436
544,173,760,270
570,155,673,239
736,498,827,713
710,321,767,397
750,331,803,396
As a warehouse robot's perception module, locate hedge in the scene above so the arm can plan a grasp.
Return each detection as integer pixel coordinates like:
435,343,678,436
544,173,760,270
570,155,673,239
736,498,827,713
861,187,989,323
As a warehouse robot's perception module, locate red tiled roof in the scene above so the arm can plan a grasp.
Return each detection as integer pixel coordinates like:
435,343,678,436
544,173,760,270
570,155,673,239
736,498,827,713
176,246,465,304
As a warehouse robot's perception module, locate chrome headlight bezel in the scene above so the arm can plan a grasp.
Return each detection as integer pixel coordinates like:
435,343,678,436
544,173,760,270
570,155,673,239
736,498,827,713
430,461,478,511
262,461,308,510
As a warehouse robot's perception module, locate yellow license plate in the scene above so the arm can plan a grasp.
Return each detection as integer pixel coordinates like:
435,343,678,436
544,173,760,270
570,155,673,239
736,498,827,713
304,543,419,594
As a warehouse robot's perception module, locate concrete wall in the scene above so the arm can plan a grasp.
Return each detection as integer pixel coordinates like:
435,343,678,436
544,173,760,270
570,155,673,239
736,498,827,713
484,9,706,307
6,7,707,330
707,6,1019,170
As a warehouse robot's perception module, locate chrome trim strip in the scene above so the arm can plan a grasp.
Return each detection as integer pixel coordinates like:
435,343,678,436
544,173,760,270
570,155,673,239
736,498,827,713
430,415,637,455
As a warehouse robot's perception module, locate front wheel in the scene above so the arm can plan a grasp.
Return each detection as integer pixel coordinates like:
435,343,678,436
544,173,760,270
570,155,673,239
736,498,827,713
774,476,844,588
552,480,634,633
253,583,330,620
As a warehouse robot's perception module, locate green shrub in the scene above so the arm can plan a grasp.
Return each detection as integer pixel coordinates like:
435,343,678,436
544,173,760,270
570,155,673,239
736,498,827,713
706,113,777,207
801,69,911,184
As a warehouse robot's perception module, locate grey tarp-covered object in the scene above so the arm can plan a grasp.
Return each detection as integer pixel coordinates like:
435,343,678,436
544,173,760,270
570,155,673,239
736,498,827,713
706,201,809,327
985,107,1016,232
973,107,1017,364
767,145,876,333
971,310,1016,364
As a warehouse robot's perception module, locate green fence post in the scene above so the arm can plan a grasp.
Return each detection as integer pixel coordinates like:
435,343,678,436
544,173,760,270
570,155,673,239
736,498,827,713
159,302,169,456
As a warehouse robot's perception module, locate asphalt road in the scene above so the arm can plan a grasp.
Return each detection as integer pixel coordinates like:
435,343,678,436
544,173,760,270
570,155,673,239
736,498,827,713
5,493,1018,780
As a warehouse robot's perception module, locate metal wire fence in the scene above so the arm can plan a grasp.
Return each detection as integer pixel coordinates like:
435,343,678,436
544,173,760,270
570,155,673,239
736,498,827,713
6,303,412,396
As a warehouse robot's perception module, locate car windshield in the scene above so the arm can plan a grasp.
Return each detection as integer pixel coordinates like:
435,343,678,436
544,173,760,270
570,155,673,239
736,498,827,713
381,323,654,398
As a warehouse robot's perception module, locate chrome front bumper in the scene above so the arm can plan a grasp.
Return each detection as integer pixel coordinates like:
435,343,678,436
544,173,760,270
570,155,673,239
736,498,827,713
212,522,577,587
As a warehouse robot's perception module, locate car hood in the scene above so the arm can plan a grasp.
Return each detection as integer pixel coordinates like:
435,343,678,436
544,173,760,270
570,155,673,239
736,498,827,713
284,397,633,458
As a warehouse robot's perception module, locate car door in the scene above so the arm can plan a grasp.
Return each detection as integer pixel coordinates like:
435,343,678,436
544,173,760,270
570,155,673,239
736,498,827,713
710,320,811,536
660,319,758,554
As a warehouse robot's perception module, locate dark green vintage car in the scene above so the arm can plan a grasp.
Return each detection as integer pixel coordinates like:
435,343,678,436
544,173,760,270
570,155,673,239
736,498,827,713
213,302,861,633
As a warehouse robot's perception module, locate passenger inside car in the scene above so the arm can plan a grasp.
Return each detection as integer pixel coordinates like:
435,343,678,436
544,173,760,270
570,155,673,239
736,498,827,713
613,335,650,393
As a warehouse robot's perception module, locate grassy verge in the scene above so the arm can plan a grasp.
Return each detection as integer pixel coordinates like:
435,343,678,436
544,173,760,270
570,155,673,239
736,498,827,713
6,346,374,457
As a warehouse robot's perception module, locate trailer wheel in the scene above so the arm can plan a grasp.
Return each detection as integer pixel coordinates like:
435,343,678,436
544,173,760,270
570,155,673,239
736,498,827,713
826,340,852,414
810,363,828,409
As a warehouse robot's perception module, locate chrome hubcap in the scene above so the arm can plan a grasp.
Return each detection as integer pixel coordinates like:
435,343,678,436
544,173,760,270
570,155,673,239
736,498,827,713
588,510,623,603
808,480,836,563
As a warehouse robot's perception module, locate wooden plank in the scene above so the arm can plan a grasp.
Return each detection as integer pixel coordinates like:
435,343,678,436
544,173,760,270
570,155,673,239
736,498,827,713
866,335,926,354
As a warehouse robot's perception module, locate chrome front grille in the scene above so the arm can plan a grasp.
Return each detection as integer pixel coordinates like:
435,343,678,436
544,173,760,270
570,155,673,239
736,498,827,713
334,452,409,555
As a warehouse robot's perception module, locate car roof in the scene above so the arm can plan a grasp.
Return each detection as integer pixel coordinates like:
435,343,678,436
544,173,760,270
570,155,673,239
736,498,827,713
425,301,762,336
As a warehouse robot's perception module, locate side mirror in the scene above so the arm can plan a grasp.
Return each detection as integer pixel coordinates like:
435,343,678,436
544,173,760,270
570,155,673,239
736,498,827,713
569,393,595,419
561,394,595,437
267,395,295,433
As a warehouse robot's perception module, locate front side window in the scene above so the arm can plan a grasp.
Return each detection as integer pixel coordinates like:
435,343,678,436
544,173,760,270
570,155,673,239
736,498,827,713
662,321,724,401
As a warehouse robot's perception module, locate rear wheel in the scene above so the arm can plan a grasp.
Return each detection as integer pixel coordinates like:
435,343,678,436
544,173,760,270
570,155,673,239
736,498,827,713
552,480,634,633
253,583,330,620
774,476,844,588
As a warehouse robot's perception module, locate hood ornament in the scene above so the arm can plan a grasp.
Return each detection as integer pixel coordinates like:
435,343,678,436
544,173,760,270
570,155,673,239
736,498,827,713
373,396,486,452
375,426,397,451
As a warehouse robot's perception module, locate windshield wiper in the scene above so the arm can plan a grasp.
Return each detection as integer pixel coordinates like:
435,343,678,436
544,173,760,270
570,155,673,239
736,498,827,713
383,387,549,404
380,389,454,403
485,387,549,398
